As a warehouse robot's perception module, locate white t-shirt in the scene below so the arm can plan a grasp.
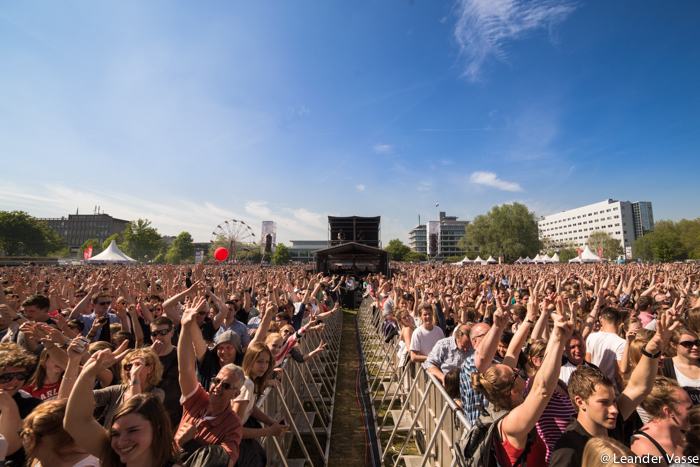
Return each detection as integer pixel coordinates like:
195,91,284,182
233,377,256,424
409,325,444,357
586,331,625,383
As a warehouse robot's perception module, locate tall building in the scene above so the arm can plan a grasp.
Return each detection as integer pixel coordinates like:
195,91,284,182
631,202,654,239
538,199,654,258
41,212,130,254
408,212,469,257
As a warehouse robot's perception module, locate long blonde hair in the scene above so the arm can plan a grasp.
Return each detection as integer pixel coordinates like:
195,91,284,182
582,437,640,467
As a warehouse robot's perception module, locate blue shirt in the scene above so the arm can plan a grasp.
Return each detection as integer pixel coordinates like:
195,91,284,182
423,336,468,375
459,350,489,425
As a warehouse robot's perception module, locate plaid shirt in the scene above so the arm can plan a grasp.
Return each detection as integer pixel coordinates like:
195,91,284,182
459,350,488,425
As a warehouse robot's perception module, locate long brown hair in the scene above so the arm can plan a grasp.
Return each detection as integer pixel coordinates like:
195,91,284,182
103,393,176,467
242,342,274,394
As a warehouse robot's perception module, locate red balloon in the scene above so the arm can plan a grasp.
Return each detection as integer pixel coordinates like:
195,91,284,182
214,247,229,261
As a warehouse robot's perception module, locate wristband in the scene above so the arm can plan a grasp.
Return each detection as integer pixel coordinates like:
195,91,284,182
641,347,661,359
524,319,535,325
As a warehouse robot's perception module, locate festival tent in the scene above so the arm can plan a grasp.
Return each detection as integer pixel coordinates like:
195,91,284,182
515,257,524,264
522,256,532,264
550,253,560,263
86,240,137,263
533,254,546,264
453,256,472,265
579,245,602,263
486,256,497,264
473,256,486,265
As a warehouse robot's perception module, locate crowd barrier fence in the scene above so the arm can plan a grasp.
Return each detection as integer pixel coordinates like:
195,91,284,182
357,298,471,467
255,307,343,466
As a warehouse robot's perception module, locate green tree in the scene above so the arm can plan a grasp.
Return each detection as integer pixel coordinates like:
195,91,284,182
587,231,623,260
238,249,263,263
121,219,163,262
271,243,291,265
165,231,195,264
558,248,578,263
404,251,427,262
102,233,124,251
0,211,65,256
639,221,685,262
458,203,541,262
677,218,700,259
384,239,411,261
80,238,103,256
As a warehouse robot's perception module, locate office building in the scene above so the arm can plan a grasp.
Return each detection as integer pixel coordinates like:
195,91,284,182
289,240,329,262
538,199,654,258
408,212,469,257
41,212,130,254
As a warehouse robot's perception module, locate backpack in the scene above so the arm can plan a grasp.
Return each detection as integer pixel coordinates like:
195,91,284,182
455,411,535,467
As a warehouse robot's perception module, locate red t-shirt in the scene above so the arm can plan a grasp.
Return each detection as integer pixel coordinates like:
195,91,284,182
22,381,60,401
175,384,242,463
495,421,547,467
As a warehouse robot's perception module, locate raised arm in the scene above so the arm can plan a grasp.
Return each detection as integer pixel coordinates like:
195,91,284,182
502,298,571,447
618,310,677,420
64,345,129,457
475,301,507,372
178,297,207,397
502,296,538,368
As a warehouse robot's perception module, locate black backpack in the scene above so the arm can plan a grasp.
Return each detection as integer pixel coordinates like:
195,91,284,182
455,411,535,467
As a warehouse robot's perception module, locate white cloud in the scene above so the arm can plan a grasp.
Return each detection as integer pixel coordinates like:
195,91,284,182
373,143,394,154
453,0,576,80
469,171,523,192
356,184,366,192
417,181,432,192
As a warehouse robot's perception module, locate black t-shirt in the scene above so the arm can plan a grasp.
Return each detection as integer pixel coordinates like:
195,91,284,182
200,317,216,342
158,348,182,427
6,391,42,467
549,412,625,467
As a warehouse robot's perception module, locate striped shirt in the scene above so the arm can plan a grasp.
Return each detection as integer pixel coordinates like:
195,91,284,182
525,378,576,463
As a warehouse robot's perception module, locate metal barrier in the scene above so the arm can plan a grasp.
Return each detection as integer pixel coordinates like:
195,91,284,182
256,307,343,466
357,298,471,467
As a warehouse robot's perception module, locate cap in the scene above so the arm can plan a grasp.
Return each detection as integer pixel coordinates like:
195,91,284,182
213,330,241,353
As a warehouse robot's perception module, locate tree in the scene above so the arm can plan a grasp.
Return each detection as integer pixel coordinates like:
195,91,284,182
458,203,541,262
165,231,195,264
121,219,164,262
633,221,685,262
587,231,623,260
558,248,578,263
404,251,427,262
102,233,124,251
0,211,65,256
238,249,263,263
81,238,103,256
385,239,411,261
271,243,290,265
677,218,700,259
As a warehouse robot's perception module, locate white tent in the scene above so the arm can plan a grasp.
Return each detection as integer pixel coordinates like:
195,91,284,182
473,255,486,265
568,256,582,263
486,256,497,264
522,256,532,263
515,257,524,264
550,253,560,263
580,245,602,263
533,254,546,264
452,256,472,265
87,240,137,263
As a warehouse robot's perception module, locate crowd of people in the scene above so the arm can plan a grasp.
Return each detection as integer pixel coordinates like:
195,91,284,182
0,264,340,467
3,260,700,467
373,262,700,467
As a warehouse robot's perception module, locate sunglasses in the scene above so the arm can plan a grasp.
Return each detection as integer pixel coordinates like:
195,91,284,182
98,301,112,306
679,340,700,349
151,328,172,336
211,377,233,390
509,368,526,388
0,372,30,384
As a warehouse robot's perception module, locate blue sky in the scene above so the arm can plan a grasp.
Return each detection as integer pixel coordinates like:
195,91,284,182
1,1,698,244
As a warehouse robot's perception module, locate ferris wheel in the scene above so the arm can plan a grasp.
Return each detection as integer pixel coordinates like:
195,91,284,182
210,219,257,261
